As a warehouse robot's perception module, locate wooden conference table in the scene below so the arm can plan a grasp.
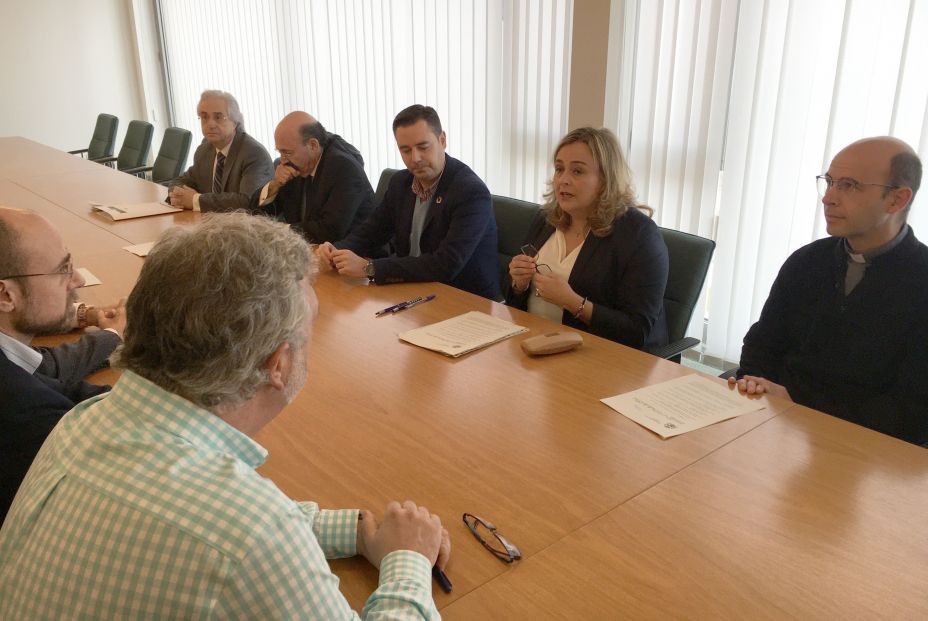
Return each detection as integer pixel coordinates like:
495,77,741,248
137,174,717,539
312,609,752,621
3,136,926,619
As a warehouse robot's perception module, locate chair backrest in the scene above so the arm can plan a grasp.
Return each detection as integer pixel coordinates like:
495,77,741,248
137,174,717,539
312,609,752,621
492,194,541,290
116,120,154,171
375,168,400,205
88,114,119,160
150,127,193,184
659,227,716,343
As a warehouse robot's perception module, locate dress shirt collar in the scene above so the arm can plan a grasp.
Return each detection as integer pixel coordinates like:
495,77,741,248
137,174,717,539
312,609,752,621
216,142,231,158
411,167,444,202
0,329,42,374
109,370,268,468
843,224,909,264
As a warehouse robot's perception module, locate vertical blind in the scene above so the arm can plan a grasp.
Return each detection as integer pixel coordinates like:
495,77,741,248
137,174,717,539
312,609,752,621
157,0,573,203
609,0,928,362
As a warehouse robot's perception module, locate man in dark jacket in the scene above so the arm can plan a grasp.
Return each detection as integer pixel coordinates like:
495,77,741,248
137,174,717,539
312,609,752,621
317,105,500,300
0,207,125,521
729,136,927,446
255,111,375,243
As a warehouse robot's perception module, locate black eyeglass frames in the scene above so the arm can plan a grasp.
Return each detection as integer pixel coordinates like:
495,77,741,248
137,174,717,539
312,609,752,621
463,513,522,563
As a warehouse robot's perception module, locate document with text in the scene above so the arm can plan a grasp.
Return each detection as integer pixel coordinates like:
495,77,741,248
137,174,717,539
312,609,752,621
90,201,180,220
399,311,528,357
601,374,765,438
122,241,157,257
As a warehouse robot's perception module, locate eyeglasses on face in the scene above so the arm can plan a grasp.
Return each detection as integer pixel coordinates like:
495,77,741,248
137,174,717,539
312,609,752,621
815,174,899,197
463,513,522,563
1,256,73,280
197,112,230,123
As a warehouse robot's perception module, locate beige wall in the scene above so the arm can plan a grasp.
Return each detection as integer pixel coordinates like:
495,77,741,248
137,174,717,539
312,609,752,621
0,0,146,153
568,0,613,130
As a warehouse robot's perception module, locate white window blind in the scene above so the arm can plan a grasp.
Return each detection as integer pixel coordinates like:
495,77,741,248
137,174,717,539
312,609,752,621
157,0,573,203
608,0,928,363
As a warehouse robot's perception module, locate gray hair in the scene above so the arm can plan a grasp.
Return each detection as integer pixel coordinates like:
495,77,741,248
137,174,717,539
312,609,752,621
199,89,245,130
888,150,922,214
112,212,315,409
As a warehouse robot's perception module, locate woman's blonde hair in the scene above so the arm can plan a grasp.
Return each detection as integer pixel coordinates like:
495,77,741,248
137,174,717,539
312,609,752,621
543,127,652,236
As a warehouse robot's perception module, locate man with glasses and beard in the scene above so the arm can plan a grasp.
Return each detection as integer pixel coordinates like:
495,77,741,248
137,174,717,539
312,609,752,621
728,137,927,446
0,207,126,520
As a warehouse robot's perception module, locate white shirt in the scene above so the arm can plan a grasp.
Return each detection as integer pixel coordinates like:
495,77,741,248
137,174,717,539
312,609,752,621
528,229,585,323
0,330,41,374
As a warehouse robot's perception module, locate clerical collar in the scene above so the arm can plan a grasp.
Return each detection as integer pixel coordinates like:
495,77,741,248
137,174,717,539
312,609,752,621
843,224,909,264
412,168,444,202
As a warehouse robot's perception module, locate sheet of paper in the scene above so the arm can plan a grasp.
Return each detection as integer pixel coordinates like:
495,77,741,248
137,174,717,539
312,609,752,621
399,311,528,357
600,374,765,438
122,241,157,257
76,267,101,287
90,201,180,220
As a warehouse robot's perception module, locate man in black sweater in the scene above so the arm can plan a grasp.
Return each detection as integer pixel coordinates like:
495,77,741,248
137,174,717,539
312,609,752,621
729,136,926,446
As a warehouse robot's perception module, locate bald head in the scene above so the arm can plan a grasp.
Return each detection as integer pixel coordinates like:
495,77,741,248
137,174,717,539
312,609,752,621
274,112,328,176
833,136,921,210
0,207,57,278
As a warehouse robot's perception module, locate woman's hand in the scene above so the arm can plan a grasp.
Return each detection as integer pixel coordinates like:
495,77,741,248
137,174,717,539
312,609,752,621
509,254,536,293
533,271,576,309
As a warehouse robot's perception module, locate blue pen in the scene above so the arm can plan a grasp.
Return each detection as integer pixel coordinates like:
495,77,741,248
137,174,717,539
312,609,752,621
393,294,436,313
432,566,453,593
374,299,413,317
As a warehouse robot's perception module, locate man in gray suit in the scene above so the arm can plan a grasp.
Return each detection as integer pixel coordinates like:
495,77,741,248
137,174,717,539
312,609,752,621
169,90,273,212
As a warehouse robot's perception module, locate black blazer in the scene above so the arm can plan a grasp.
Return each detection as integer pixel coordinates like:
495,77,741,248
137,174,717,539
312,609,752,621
0,330,118,521
259,134,375,243
505,209,669,352
337,155,501,300
172,128,274,212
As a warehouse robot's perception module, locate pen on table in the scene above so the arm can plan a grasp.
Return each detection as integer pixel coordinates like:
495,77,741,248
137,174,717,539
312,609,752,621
374,297,420,317
432,565,453,593
393,294,436,313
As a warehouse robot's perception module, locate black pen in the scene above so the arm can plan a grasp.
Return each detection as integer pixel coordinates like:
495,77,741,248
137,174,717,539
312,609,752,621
393,294,436,313
432,565,453,593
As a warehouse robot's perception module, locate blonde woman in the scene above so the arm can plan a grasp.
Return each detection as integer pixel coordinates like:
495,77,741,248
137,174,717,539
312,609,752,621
506,127,668,352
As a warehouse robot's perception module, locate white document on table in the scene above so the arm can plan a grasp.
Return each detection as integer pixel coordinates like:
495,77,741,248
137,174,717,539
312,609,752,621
76,267,101,287
122,241,157,257
90,201,180,220
601,374,765,438
399,311,528,357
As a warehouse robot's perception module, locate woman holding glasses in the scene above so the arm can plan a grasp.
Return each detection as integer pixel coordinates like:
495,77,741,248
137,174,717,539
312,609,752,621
505,127,669,352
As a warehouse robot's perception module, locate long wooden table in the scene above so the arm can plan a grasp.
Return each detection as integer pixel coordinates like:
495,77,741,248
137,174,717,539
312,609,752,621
4,136,926,619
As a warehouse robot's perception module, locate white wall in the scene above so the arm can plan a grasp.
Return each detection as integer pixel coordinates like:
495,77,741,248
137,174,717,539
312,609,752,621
0,0,147,155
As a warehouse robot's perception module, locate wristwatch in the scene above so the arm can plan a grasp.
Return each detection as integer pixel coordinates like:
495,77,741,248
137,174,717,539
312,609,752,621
364,259,375,281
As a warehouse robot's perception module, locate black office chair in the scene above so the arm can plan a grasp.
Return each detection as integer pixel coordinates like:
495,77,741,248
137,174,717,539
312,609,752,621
94,120,154,171
68,113,118,160
650,227,716,362
123,127,192,185
492,194,541,293
375,168,400,205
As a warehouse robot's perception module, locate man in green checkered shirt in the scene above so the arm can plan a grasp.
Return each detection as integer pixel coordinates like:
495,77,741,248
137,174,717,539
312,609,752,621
0,213,449,619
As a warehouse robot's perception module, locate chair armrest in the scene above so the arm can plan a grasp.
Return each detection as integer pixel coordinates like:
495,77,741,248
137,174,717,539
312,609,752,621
68,148,89,156
122,165,153,175
92,155,118,164
651,336,700,361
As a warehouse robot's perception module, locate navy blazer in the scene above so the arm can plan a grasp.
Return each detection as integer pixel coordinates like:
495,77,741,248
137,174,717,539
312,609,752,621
258,134,375,243
337,155,500,300
0,331,118,522
505,209,669,352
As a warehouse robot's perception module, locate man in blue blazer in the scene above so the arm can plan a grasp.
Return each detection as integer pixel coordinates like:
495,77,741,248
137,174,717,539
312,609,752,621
0,208,125,521
317,105,500,300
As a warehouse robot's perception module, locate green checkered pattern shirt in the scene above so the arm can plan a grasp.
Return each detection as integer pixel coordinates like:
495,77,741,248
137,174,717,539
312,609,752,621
0,371,438,620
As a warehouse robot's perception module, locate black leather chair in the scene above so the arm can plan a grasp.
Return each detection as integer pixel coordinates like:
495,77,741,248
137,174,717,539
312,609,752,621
492,194,540,293
94,120,154,171
650,227,716,362
123,127,192,185
68,113,118,160
375,168,400,205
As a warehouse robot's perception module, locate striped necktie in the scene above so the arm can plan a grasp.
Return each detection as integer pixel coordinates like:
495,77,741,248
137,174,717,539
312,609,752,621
212,152,226,194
